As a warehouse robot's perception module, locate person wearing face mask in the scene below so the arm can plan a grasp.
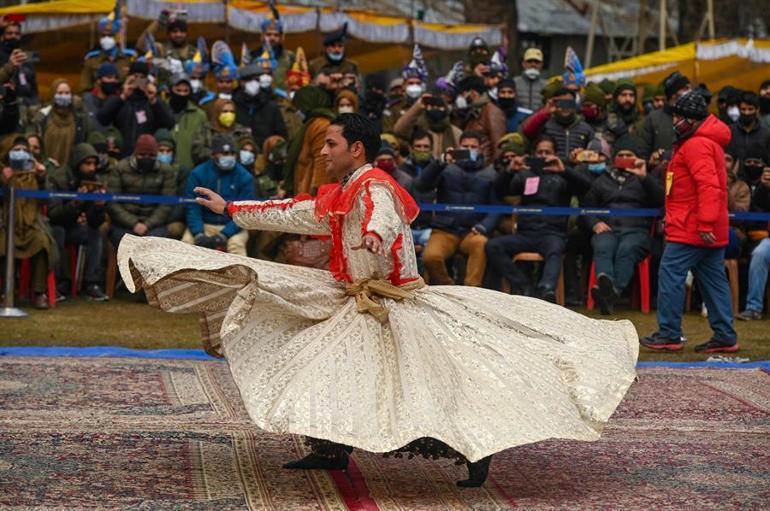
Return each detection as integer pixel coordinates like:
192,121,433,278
726,91,770,163
191,98,253,166
393,92,462,159
79,15,136,93
452,76,506,162
83,63,121,132
639,71,691,163
0,21,38,105
182,134,255,255
153,128,189,240
247,16,296,91
183,48,213,106
46,143,110,301
521,87,594,162
415,130,501,287
107,134,177,248
308,22,359,77
495,78,532,133
283,86,336,195
239,134,276,198
576,82,608,133
582,136,664,315
136,10,196,63
232,62,287,149
716,86,741,126
513,48,546,111
382,45,428,133
1,137,55,310
167,74,208,172
334,88,359,116
34,78,94,168
360,73,387,131
640,90,739,354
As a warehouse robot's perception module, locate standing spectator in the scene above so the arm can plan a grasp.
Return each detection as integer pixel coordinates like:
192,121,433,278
167,74,208,172
97,62,175,157
0,20,38,105
716,86,741,126
454,76,506,161
485,136,575,302
737,162,770,320
607,79,641,137
583,136,664,314
724,148,750,259
383,44,429,133
521,87,595,161
308,23,359,77
513,48,546,111
360,73,388,132
579,82,610,134
191,98,252,167
334,89,359,115
496,78,532,133
79,15,136,92
642,82,666,115
640,91,738,353
416,130,500,287
82,63,121,132
393,94,461,158
249,16,295,91
34,79,94,169
283,86,335,195
136,11,196,62
759,80,770,128
107,134,176,247
0,71,21,136
639,71,691,161
727,91,770,161
233,62,287,148
46,143,109,301
182,134,255,255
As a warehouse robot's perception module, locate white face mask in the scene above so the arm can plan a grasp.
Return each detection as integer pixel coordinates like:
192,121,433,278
727,105,740,122
190,79,203,93
523,68,540,80
217,92,232,100
338,105,355,114
258,74,273,89
100,36,116,52
405,83,424,99
239,150,255,166
244,80,260,97
455,95,468,110
54,93,73,107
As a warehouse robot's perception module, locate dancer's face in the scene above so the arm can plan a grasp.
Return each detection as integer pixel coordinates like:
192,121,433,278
322,125,365,181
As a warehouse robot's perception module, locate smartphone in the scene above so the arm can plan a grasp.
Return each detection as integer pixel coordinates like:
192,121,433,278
80,180,104,192
451,149,471,161
614,156,636,170
525,156,547,172
423,96,444,107
135,77,148,89
576,150,599,163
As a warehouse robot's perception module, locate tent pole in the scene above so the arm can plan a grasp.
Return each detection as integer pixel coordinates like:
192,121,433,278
585,0,600,68
706,0,715,39
658,0,666,51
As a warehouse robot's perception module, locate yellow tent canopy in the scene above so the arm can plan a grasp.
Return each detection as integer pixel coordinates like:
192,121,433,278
585,39,770,94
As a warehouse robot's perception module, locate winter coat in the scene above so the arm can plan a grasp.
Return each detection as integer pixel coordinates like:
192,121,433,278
184,159,256,238
582,170,664,232
727,120,770,161
97,92,175,157
232,89,287,148
513,74,545,111
293,116,333,195
171,102,210,171
664,115,731,247
46,149,106,230
460,94,507,161
106,156,177,229
638,106,676,156
414,160,501,236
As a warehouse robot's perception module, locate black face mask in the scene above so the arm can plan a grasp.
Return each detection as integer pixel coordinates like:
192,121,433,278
363,90,386,115
497,97,517,113
169,92,189,113
743,164,764,181
100,82,119,96
554,111,576,126
760,97,770,116
135,157,156,173
130,88,147,100
738,113,756,127
3,39,20,52
425,109,447,124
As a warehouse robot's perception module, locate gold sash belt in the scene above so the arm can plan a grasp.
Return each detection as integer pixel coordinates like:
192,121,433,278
345,277,426,323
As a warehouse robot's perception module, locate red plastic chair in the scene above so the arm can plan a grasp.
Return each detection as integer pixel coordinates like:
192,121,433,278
586,255,650,313
18,258,57,309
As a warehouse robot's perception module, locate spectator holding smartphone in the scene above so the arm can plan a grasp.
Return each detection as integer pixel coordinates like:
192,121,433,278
0,20,38,105
393,92,462,158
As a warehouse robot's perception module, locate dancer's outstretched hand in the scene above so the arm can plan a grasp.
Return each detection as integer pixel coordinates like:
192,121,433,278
194,187,226,215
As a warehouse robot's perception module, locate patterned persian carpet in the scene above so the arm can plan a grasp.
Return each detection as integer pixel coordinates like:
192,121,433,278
0,357,768,510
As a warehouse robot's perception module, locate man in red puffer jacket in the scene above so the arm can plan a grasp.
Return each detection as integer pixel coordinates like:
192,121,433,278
640,90,739,353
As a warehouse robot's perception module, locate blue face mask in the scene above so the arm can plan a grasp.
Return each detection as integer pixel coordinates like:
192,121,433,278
468,148,479,162
239,150,255,166
327,51,344,62
9,149,30,163
157,153,174,165
587,162,606,174
216,155,237,171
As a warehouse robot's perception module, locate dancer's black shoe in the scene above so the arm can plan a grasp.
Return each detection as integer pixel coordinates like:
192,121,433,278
457,455,492,487
282,451,349,470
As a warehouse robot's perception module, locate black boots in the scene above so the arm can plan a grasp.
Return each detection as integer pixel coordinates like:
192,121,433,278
457,455,493,487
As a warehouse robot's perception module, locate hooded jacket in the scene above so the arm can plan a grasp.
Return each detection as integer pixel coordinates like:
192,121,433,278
664,115,731,247
46,143,106,229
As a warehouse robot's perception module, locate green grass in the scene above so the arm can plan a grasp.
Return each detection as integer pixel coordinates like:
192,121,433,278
1,296,768,361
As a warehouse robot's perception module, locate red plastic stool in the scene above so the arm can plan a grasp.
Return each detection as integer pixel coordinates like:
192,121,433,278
587,256,650,313
18,258,57,308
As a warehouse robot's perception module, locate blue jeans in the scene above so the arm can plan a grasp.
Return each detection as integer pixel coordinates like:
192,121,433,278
656,242,736,341
412,228,432,275
745,238,770,312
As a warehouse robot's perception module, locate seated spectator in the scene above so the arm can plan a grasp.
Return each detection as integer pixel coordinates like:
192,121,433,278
582,136,664,314
260,135,287,197
725,148,750,259
46,143,108,301
239,134,276,198
485,136,577,302
453,76,506,161
152,129,186,240
83,63,120,132
182,134,255,255
737,162,770,320
97,61,175,157
33,79,94,168
415,130,500,287
738,147,766,191
0,137,53,309
107,134,176,247
727,91,770,161
191,98,252,166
